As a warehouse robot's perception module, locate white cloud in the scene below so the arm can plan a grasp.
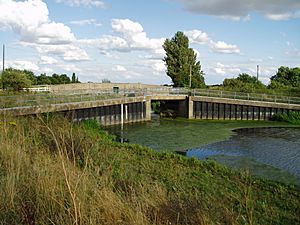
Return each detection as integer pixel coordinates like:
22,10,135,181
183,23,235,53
36,44,89,61
266,13,293,21
70,19,102,26
7,60,39,72
40,67,54,74
0,0,89,62
151,61,166,74
111,19,165,50
31,22,75,44
0,0,48,32
213,63,241,76
55,0,105,8
79,19,165,57
0,0,75,45
185,29,240,55
40,56,58,65
112,65,127,72
79,35,129,52
185,30,210,44
210,41,240,54
60,64,81,72
179,0,300,20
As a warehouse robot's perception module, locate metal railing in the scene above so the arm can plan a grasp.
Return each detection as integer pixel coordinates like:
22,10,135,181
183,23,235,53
1,88,300,109
190,89,300,105
145,88,300,105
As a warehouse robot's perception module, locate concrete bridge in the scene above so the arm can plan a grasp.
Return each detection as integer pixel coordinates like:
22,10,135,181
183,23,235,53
1,87,300,126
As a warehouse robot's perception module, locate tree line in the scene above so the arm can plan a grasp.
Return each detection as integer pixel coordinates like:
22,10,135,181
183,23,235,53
220,67,300,95
163,31,300,96
0,68,80,91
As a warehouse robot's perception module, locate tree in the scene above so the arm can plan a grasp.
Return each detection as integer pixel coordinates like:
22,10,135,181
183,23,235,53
23,70,37,85
163,31,205,88
223,73,266,92
270,66,300,88
236,73,258,84
102,78,111,83
72,72,76,83
59,74,71,84
49,73,61,84
2,68,32,91
37,73,51,85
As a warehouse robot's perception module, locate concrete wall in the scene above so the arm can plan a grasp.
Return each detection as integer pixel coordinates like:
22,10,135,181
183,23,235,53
193,101,298,120
64,101,150,126
49,83,163,93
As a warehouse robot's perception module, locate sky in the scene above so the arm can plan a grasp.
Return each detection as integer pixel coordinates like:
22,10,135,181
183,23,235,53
0,0,299,85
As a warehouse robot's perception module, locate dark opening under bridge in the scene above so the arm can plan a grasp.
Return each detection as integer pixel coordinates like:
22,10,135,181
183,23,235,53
1,88,300,126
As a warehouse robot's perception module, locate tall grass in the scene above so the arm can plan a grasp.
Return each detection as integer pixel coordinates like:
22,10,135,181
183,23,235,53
0,115,299,224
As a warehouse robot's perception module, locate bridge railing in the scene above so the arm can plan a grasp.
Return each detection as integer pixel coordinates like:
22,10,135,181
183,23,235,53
144,87,300,105
1,87,300,109
190,89,300,105
0,92,121,109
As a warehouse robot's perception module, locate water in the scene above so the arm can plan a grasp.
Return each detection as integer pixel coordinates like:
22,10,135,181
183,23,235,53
187,127,300,182
106,116,300,184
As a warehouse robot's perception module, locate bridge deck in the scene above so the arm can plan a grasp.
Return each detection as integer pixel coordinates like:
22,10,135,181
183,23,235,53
1,88,300,116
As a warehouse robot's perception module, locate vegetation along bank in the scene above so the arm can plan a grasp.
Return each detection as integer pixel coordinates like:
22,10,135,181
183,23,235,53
0,115,299,225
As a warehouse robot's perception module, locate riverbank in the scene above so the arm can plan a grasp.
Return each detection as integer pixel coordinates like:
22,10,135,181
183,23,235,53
0,116,299,224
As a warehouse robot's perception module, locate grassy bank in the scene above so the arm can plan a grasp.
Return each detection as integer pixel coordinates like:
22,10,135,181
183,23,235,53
0,116,299,224
271,111,300,125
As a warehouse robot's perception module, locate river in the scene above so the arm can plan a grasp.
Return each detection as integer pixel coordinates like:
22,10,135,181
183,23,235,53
106,115,300,185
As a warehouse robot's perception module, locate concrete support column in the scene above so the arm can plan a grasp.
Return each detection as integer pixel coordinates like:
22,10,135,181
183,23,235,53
187,97,194,119
121,104,124,125
125,105,128,121
145,100,151,121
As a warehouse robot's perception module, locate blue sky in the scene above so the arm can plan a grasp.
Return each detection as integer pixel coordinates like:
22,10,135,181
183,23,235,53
0,0,299,85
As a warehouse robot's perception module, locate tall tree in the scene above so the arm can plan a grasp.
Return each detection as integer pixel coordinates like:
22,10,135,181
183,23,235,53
163,31,205,88
72,72,76,83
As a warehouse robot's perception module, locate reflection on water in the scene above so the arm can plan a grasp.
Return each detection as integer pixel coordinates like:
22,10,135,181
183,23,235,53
187,127,300,179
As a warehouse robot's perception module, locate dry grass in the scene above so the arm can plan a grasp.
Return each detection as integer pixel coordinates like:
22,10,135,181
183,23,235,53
0,115,299,225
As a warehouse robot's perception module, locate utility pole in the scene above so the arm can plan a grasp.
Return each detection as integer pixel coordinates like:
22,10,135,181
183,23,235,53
2,44,5,74
256,65,259,82
189,64,192,88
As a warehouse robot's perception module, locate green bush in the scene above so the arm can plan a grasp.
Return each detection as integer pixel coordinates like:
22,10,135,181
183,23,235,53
272,111,300,124
2,68,32,91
